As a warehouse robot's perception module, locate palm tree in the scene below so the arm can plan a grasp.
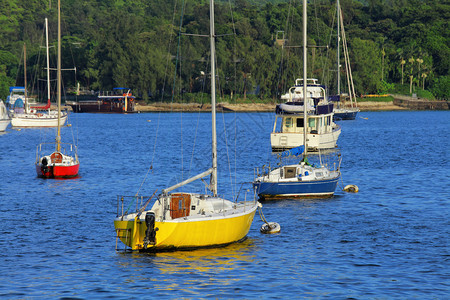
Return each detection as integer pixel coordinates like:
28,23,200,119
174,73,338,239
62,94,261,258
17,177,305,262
408,57,415,94
421,73,427,89
416,58,423,88
400,58,406,85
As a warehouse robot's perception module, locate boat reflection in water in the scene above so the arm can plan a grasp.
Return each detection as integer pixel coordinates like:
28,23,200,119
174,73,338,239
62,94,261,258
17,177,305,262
116,238,257,274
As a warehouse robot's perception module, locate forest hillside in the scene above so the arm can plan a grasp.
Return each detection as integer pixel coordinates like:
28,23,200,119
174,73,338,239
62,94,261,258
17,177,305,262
0,0,448,101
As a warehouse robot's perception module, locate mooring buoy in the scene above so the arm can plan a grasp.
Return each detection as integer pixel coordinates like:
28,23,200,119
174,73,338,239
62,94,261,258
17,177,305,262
344,184,359,193
260,222,281,234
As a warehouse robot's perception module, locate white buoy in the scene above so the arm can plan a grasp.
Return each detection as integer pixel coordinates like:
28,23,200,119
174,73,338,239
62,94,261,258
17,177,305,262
344,184,359,193
260,222,281,234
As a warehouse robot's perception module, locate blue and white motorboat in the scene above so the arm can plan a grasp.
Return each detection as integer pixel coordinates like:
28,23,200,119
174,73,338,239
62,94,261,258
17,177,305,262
253,147,341,200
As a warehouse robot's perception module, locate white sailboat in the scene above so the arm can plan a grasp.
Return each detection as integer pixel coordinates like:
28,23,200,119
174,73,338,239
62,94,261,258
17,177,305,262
9,32,67,128
332,0,359,120
253,0,341,200
114,0,259,251
35,11,79,178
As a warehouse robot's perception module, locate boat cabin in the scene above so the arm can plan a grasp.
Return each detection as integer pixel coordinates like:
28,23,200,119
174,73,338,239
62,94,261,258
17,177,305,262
275,113,334,135
280,78,327,102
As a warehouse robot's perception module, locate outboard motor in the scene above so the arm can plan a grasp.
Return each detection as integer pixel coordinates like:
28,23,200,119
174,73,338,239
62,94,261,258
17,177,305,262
143,212,157,248
41,157,49,174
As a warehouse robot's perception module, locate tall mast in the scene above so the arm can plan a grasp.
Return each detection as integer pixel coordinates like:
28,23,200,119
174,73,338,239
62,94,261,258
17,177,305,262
302,0,308,157
337,0,340,96
24,43,28,113
56,0,61,152
210,0,217,196
45,18,50,111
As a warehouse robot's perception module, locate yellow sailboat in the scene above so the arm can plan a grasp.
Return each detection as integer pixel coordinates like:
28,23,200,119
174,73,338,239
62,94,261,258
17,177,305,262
114,0,259,251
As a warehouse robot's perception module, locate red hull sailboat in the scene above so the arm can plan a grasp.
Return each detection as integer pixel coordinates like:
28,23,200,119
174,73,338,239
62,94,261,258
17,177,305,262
36,148,79,178
36,6,79,179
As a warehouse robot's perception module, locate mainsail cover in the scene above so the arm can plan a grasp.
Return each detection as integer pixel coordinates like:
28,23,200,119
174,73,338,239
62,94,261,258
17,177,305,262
279,146,305,158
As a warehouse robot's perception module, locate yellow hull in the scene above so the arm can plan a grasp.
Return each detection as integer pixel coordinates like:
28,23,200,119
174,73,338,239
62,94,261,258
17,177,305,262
115,208,257,251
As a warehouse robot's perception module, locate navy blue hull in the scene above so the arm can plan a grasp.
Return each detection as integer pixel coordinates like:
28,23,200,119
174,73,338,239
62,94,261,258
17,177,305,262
333,111,358,120
253,176,340,199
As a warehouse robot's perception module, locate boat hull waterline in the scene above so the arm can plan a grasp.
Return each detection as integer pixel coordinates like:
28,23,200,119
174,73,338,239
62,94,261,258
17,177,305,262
333,109,359,120
115,206,257,251
36,163,80,178
253,176,340,199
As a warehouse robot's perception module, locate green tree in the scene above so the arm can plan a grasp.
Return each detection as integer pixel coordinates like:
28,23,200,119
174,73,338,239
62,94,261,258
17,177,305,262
350,38,382,94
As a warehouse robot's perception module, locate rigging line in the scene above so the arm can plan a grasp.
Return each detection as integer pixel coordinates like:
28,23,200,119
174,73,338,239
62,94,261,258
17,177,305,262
15,46,24,87
188,51,210,180
340,8,357,106
31,27,45,100
135,112,161,197
321,4,336,91
187,103,202,180
170,0,187,108
220,103,235,199
226,0,238,98
135,0,180,196
226,0,238,196
159,0,179,103
180,111,183,189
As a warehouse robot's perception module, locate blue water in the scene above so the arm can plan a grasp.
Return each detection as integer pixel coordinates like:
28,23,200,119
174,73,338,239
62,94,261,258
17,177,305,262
0,111,449,298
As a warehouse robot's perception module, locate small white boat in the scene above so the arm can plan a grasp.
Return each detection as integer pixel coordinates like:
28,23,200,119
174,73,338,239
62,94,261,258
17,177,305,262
11,111,67,128
8,44,65,128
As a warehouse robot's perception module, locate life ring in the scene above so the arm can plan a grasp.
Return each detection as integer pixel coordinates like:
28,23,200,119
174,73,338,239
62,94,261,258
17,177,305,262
37,113,43,117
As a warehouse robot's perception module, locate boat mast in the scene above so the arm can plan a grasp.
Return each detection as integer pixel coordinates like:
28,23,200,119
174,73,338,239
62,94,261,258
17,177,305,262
45,18,50,112
302,0,308,158
56,0,61,152
210,0,217,196
24,43,28,113
337,0,340,97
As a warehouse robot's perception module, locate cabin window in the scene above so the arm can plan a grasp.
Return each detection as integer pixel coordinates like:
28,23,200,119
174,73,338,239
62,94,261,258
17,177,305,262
296,118,304,128
308,118,317,134
284,117,292,128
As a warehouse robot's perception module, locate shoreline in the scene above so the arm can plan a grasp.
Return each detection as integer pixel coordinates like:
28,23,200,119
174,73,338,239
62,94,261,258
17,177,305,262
133,101,407,112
